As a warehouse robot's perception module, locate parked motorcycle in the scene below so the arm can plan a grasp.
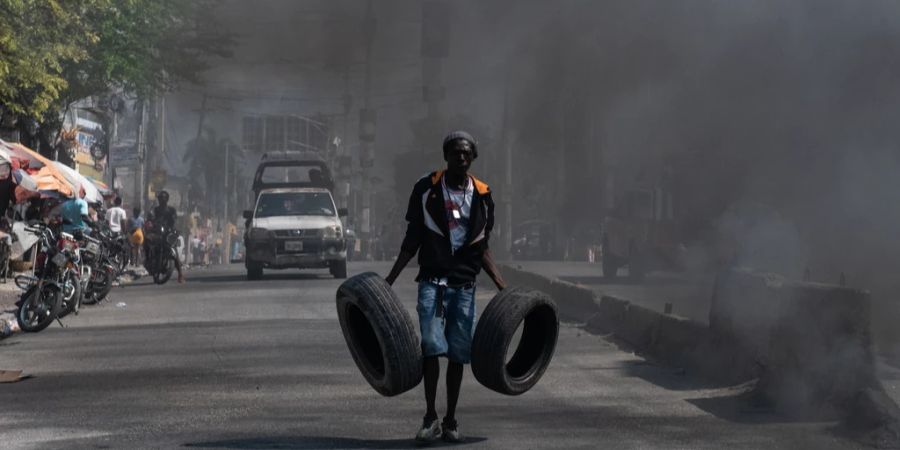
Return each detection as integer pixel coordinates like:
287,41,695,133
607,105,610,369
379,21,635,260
14,223,82,332
92,223,130,276
78,232,115,305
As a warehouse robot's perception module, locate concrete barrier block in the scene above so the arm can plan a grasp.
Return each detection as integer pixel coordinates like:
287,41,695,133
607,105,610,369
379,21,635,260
594,295,628,330
713,268,880,416
617,303,662,349
763,283,877,411
499,264,601,322
654,315,706,356
709,268,790,363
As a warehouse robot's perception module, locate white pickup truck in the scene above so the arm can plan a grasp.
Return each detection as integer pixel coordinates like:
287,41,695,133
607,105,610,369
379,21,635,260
243,187,347,280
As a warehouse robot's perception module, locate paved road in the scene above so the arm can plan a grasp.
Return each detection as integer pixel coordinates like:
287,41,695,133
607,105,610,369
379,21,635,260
0,263,857,449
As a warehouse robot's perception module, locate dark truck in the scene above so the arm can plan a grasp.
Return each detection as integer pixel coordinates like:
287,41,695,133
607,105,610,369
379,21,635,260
601,186,681,281
251,151,334,202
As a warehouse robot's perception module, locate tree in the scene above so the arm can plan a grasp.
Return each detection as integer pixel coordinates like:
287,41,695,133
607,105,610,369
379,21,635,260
60,0,233,104
182,127,244,216
0,0,232,121
0,0,96,118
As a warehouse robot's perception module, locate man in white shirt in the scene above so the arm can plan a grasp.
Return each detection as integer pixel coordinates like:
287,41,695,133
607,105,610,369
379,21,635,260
105,197,127,234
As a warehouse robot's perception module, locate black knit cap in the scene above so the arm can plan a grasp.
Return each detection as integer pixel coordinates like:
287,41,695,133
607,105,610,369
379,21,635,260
442,130,478,158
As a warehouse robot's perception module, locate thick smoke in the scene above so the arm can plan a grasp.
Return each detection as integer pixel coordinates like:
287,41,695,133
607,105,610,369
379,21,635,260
442,0,900,343
171,0,900,343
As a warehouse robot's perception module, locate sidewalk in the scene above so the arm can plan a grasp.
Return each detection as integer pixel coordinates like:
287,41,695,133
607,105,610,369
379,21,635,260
507,261,716,324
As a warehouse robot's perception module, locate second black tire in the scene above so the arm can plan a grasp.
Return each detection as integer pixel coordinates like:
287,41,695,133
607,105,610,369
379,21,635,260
336,272,422,396
471,286,559,395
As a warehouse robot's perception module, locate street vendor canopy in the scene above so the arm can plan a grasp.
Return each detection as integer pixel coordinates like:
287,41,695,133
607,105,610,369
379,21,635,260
53,162,102,203
0,139,75,198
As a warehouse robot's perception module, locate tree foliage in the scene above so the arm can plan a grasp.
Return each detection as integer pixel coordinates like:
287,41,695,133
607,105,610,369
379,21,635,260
0,0,95,117
183,127,245,215
0,0,232,119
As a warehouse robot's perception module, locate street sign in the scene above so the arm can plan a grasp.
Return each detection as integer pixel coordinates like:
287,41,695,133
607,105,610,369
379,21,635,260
109,141,139,167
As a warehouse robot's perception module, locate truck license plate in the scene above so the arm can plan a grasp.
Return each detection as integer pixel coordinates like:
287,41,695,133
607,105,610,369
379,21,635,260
285,241,304,252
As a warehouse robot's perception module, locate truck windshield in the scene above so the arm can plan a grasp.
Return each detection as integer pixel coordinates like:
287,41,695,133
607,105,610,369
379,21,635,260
259,166,327,184
255,192,335,218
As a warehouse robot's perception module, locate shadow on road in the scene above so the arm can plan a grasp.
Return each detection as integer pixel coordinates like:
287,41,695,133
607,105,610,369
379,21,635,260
686,391,825,424
579,328,737,391
617,358,735,391
185,273,333,284
559,276,669,286
125,272,334,286
183,435,488,449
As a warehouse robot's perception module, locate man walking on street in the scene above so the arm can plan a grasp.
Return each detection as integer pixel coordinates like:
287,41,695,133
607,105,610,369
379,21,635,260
385,131,506,444
105,197,127,234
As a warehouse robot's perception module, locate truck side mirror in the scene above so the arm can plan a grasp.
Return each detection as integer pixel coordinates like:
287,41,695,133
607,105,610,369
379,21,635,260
242,210,253,220
338,208,348,217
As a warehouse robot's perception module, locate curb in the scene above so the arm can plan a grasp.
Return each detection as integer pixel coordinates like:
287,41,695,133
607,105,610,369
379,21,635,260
499,263,900,432
500,264,728,377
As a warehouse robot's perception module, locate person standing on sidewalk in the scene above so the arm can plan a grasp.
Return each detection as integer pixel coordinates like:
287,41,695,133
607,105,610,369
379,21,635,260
385,131,506,444
128,207,145,266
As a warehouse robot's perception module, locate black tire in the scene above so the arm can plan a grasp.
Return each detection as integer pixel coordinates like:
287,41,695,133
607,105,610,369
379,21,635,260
471,287,559,395
80,275,99,305
335,272,422,396
153,251,174,285
17,284,62,333
58,272,82,317
111,248,128,275
246,259,263,280
93,268,113,302
330,259,347,279
601,254,617,279
627,239,645,282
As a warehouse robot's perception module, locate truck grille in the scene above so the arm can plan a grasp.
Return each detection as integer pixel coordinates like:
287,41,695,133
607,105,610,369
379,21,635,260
273,229,318,238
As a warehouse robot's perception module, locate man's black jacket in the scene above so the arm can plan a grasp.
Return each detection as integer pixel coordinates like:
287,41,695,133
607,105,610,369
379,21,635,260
400,170,494,285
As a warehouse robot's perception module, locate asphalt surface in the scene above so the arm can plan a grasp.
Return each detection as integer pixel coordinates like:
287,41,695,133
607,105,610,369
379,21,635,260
0,262,859,449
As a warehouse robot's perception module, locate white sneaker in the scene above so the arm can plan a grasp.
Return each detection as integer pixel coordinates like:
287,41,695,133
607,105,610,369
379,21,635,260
441,417,462,443
415,416,442,443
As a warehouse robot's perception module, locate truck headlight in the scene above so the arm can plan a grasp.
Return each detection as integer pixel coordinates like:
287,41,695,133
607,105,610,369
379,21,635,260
250,227,271,239
320,226,342,239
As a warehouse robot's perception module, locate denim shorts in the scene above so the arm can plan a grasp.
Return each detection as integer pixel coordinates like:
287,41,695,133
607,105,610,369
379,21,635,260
416,280,477,364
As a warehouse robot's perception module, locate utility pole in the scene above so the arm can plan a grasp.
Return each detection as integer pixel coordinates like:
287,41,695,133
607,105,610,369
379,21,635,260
108,109,118,190
194,93,208,143
158,94,166,163
421,0,450,154
135,101,147,213
224,141,230,263
358,0,376,259
501,94,513,259
191,93,209,216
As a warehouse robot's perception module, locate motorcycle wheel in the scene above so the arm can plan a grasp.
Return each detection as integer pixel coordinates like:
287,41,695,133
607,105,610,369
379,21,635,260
16,285,62,332
110,249,127,275
58,272,82,317
92,268,114,302
153,251,174,285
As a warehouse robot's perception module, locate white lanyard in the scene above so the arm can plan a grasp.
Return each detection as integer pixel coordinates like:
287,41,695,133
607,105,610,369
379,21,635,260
442,176,469,220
